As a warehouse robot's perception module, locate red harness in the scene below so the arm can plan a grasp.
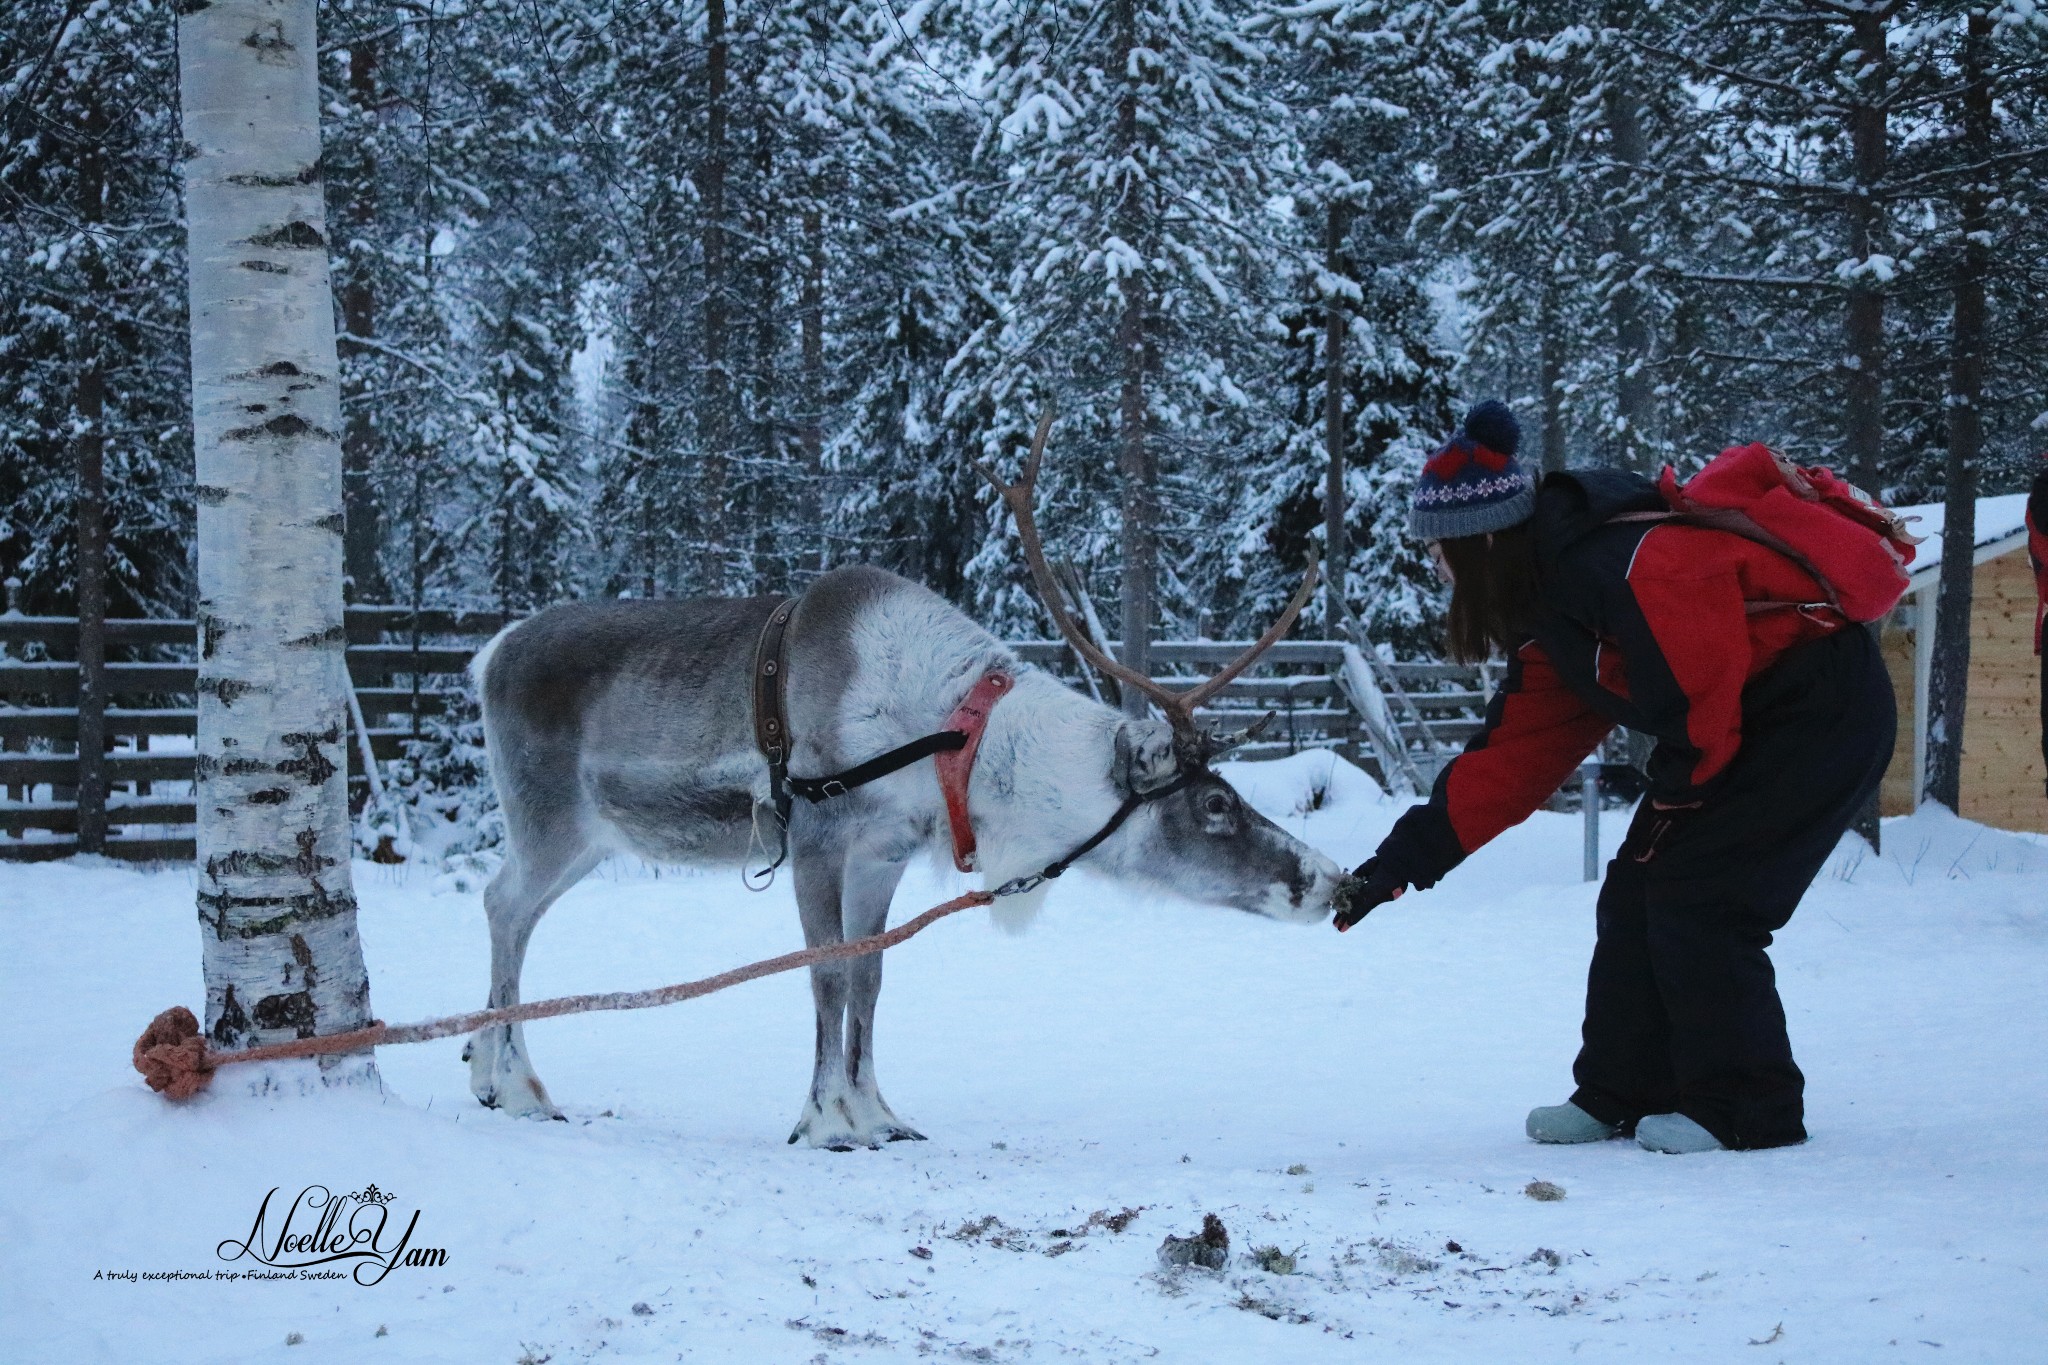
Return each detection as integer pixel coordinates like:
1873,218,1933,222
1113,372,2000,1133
933,671,1012,872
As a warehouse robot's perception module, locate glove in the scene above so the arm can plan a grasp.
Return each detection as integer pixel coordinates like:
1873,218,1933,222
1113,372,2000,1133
1333,857,1407,932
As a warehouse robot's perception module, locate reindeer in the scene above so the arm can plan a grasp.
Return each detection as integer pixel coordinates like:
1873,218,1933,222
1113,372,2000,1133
464,414,1348,1148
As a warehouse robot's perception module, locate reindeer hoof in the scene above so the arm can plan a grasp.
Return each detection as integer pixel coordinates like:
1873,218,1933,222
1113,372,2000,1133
467,1027,563,1120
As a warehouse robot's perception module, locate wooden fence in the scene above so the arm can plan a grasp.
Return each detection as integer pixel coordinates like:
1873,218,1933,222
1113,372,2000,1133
0,608,1486,864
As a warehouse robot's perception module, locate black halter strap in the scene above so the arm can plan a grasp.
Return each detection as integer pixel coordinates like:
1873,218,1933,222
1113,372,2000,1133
788,730,968,804
987,768,1203,899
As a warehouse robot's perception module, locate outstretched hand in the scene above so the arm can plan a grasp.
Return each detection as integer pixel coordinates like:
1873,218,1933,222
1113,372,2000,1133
1332,858,1407,932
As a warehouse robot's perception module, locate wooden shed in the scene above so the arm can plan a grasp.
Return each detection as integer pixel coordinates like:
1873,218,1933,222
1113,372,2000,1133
1878,493,2044,833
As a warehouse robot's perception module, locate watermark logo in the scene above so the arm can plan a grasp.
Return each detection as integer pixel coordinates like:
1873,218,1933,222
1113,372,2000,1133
93,1183,447,1287
210,1183,447,1286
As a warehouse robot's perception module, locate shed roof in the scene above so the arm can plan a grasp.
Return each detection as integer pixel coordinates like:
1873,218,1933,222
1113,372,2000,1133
1894,492,2032,591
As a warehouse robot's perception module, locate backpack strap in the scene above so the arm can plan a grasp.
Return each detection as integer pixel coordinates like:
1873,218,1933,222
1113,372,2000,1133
1602,509,1843,620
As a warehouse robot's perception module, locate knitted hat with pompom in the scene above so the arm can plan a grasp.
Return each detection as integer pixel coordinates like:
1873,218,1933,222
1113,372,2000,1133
1409,401,1534,541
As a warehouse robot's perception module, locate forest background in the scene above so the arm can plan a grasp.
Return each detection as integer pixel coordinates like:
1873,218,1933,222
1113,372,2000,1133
5,0,2045,663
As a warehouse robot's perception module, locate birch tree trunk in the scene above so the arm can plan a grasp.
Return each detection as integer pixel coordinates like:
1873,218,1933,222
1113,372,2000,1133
180,0,376,1084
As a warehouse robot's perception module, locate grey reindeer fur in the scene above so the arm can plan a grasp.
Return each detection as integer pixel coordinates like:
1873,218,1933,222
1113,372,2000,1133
466,565,1344,1148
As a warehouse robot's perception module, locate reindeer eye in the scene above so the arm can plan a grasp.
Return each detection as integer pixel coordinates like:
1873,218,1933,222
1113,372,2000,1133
1202,792,1231,817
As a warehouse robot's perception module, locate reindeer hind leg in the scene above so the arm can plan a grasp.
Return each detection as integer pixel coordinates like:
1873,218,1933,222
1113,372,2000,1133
466,828,599,1120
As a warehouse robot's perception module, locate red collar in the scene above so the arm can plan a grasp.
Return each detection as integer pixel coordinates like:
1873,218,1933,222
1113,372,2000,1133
932,670,1012,873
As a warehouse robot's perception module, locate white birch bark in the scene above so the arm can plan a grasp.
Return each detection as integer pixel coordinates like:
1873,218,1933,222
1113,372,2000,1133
180,0,376,1087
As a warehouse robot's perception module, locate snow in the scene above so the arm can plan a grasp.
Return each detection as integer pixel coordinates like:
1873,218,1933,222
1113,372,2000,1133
5,757,2047,1362
1892,492,2032,587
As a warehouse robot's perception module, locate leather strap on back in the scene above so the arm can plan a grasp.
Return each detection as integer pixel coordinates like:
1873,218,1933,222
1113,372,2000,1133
749,596,799,883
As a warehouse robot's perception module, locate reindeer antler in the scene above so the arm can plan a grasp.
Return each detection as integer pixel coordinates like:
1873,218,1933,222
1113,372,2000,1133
972,408,1320,759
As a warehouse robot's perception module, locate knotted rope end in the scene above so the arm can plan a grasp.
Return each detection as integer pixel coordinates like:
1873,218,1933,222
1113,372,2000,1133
133,1005,215,1100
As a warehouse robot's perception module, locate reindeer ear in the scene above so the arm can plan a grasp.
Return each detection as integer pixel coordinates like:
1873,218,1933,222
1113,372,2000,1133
1112,719,1179,796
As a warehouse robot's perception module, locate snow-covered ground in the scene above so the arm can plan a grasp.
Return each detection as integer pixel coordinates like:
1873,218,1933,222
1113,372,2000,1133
4,753,2046,1363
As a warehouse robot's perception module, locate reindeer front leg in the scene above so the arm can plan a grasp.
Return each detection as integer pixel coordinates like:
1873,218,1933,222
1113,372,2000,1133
790,838,854,1149
787,840,915,1149
840,854,922,1144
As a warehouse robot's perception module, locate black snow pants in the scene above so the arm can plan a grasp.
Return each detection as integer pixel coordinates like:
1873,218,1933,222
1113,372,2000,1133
1567,625,1896,1150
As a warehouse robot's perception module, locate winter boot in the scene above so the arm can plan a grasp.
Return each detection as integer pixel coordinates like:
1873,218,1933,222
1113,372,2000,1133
1635,1113,1724,1154
1526,1101,1620,1144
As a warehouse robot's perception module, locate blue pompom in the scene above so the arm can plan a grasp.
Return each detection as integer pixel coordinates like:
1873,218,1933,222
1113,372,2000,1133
1462,400,1520,457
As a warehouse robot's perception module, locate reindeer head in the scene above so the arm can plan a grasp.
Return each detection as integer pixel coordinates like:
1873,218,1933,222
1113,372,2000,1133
973,410,1346,925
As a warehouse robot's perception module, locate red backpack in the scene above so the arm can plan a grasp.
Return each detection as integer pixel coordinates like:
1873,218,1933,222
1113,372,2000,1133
1633,443,1923,623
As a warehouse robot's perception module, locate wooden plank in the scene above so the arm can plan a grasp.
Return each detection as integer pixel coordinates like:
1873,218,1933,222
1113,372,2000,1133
1167,676,1341,700
105,835,196,862
0,752,195,785
0,798,198,833
1401,689,1488,712
1227,739,1345,762
1387,662,1484,684
0,708,197,741
0,833,193,863
345,605,506,639
0,662,198,700
347,644,477,677
0,839,73,862
355,687,451,717
1196,716,1351,736
1006,640,1346,667
0,617,195,648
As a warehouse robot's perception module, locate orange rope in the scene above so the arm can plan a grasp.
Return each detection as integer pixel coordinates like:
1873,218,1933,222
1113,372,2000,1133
134,890,993,1100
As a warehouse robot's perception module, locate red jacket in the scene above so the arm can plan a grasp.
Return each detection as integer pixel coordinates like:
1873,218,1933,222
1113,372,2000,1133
1373,470,1846,890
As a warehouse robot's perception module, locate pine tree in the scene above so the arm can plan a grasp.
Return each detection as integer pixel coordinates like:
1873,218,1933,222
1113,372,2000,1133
1244,0,1463,651
0,0,192,615
962,0,1292,676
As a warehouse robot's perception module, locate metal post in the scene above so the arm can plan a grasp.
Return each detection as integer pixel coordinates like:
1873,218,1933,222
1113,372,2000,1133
1581,762,1601,883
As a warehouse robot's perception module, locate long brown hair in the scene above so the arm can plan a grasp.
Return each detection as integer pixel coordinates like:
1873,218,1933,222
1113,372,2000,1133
1439,523,1538,664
